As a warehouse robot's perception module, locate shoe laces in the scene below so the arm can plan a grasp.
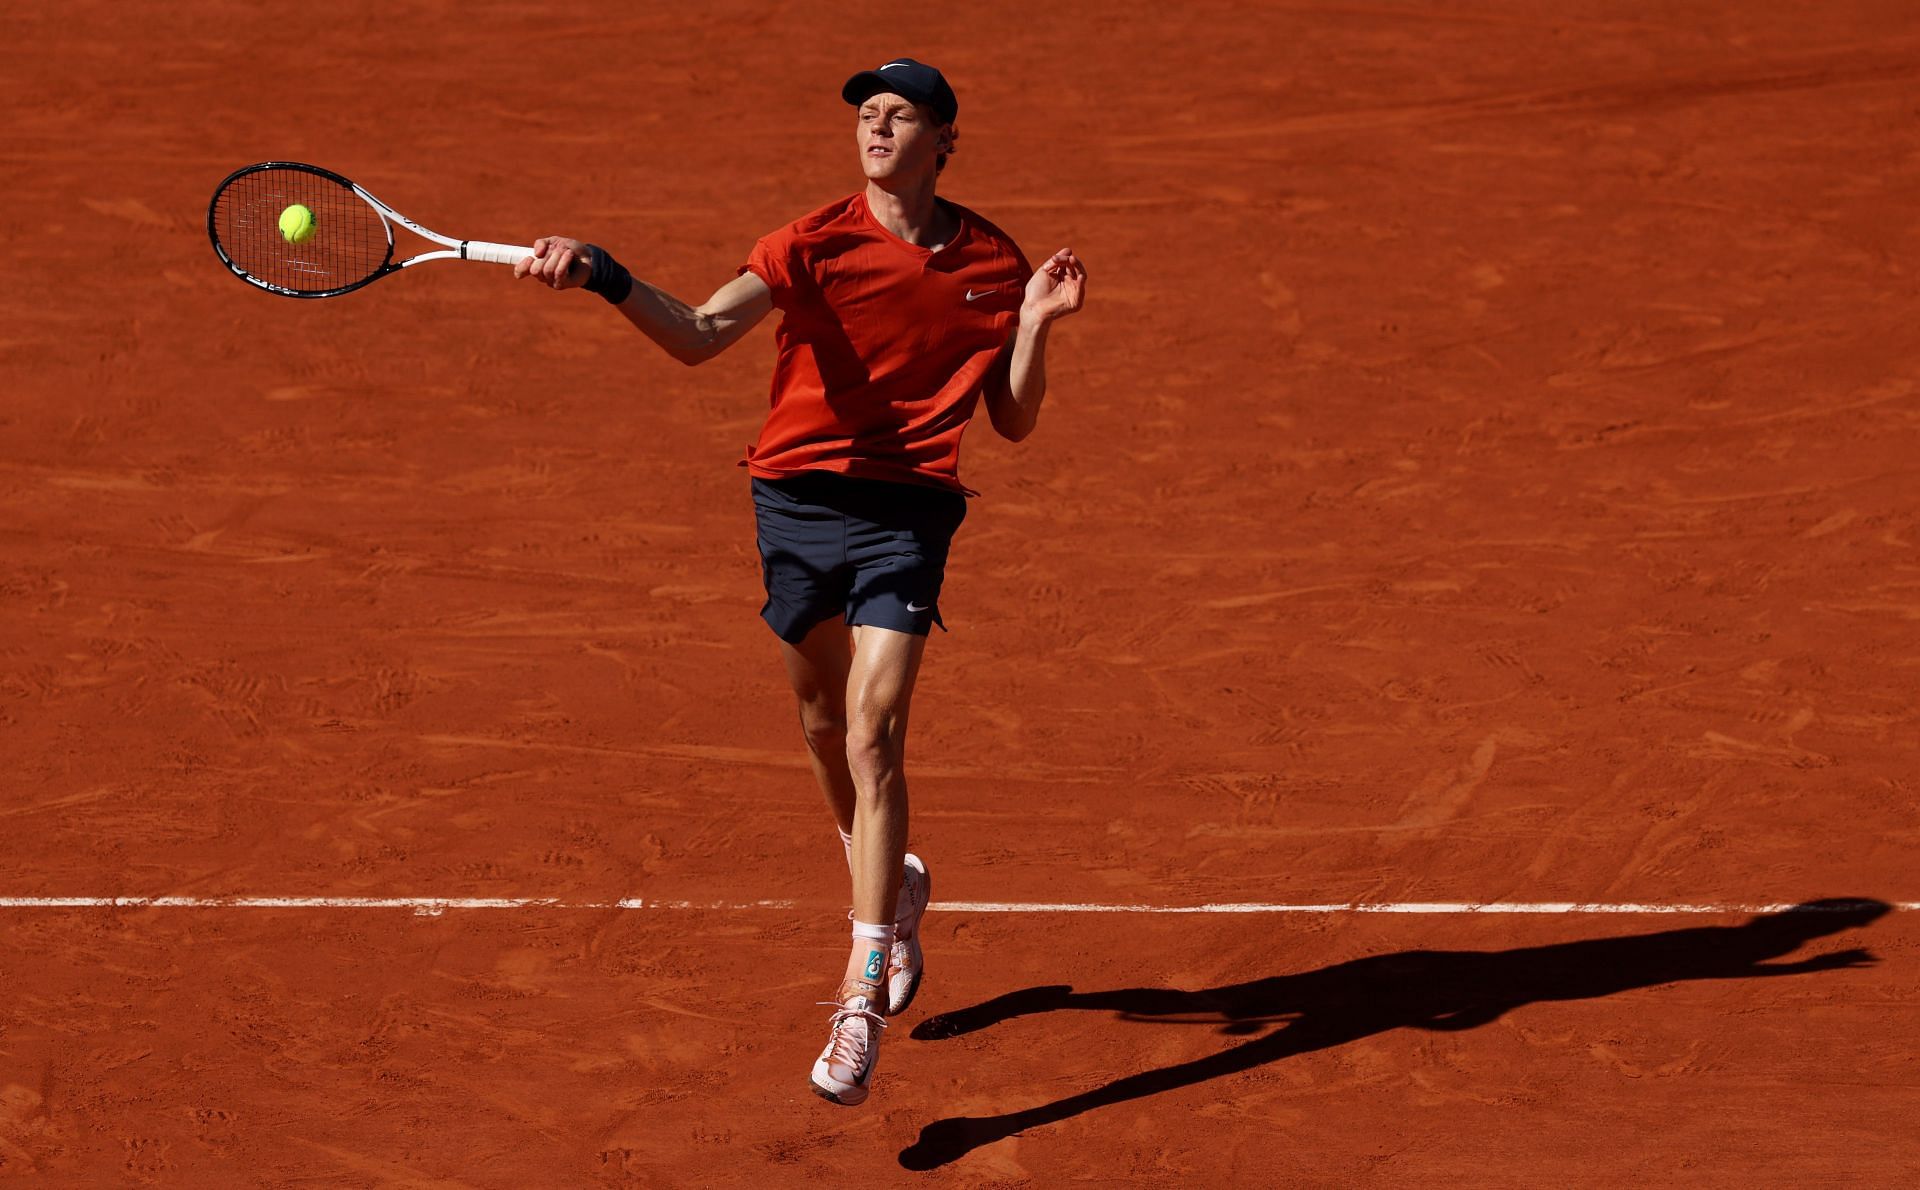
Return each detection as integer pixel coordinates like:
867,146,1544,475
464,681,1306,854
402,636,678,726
816,998,888,1069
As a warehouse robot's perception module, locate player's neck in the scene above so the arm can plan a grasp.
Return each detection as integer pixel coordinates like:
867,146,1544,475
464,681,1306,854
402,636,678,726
865,179,955,249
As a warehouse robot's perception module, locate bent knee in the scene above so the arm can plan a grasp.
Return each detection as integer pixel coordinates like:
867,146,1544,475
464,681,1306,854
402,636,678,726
798,702,847,755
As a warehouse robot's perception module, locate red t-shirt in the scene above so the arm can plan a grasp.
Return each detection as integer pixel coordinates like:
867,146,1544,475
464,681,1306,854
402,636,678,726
739,192,1030,494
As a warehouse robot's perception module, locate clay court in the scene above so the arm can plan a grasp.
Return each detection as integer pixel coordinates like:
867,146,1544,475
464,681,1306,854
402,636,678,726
5,0,1919,1183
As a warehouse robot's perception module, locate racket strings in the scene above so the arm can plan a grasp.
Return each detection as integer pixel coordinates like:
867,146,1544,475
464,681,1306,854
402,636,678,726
212,169,390,294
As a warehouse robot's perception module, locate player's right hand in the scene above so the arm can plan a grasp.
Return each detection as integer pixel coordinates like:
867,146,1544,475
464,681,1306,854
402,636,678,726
516,236,593,290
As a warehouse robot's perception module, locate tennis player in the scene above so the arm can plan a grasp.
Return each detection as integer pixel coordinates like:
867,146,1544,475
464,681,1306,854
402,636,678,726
514,57,1086,1106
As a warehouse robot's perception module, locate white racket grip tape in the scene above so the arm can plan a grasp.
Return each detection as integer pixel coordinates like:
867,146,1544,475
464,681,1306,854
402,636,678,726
463,240,536,265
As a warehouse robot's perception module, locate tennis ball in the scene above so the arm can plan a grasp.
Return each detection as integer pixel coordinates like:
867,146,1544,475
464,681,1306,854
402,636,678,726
278,203,316,245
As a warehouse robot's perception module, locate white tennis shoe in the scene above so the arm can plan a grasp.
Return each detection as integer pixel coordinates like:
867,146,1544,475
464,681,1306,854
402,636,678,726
809,985,886,1106
888,853,930,1016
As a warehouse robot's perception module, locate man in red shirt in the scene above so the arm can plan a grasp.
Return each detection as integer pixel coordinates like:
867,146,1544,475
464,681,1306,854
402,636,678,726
515,57,1087,1107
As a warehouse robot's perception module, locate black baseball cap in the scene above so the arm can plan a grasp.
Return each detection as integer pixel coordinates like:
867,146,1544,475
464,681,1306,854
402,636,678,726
842,58,958,124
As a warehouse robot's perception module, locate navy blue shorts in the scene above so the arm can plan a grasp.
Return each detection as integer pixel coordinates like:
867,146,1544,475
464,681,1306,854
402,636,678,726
751,473,968,644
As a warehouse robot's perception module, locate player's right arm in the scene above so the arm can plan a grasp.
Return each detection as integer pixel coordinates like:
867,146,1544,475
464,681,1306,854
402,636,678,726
514,237,772,366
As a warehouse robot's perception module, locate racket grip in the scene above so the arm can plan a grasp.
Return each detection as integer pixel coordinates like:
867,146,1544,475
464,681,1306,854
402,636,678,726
462,240,536,265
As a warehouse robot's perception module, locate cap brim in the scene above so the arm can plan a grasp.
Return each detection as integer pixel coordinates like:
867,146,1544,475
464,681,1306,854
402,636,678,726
843,70,921,108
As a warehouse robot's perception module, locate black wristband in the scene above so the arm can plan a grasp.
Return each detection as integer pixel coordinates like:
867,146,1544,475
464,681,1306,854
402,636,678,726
581,243,633,306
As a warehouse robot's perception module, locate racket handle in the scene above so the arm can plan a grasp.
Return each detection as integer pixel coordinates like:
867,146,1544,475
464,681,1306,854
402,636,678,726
462,240,536,265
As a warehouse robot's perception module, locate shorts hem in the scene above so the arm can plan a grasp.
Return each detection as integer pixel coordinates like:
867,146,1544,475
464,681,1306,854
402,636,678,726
762,604,841,646
846,608,944,637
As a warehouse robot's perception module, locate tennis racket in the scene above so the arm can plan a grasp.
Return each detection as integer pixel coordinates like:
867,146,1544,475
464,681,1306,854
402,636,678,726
207,161,534,299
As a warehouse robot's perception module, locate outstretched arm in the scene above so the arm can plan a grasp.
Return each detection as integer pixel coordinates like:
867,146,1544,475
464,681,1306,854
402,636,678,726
514,237,773,366
1749,949,1877,976
983,248,1088,442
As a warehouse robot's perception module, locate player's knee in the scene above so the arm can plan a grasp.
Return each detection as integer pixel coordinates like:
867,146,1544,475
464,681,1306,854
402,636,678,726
800,706,847,756
795,694,847,755
845,720,905,785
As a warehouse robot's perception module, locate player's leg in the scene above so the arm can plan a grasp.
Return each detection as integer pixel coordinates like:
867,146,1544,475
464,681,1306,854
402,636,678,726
756,479,892,1105
806,476,959,1105
810,624,926,1106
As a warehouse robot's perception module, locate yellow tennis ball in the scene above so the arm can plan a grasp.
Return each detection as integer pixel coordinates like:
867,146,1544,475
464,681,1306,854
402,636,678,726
278,203,316,245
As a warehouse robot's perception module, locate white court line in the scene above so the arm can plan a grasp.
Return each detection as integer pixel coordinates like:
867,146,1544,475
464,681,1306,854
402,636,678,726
0,897,1907,917
940,901,1915,914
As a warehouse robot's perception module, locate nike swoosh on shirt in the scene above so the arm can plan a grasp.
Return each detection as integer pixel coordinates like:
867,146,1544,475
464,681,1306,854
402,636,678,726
907,602,931,612
964,288,997,301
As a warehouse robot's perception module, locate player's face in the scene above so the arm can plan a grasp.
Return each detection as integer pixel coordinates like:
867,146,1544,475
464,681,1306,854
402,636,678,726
857,94,947,183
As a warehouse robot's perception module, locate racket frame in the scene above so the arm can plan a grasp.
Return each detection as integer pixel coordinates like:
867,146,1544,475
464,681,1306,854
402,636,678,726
207,160,533,298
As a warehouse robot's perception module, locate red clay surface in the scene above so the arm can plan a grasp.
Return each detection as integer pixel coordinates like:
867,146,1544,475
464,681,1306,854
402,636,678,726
5,0,1919,1183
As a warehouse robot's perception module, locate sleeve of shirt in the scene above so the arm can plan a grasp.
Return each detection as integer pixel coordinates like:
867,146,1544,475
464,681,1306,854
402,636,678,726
739,224,801,310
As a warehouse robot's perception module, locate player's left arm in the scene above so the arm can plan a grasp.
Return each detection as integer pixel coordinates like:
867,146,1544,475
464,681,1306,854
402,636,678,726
983,248,1088,442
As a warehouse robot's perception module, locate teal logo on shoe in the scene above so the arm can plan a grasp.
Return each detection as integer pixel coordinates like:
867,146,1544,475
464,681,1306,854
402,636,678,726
864,949,885,981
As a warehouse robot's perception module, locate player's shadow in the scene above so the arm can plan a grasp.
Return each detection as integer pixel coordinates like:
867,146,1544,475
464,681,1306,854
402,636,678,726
898,899,1891,1170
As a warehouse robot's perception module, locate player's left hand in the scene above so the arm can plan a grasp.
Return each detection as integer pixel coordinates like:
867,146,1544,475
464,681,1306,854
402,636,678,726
1021,248,1087,325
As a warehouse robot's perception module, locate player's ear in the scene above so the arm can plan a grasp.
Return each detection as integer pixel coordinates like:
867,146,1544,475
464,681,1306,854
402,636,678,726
939,124,959,155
